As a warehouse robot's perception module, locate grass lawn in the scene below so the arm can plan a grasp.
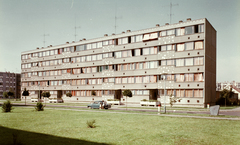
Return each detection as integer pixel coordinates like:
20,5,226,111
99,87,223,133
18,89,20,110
1,107,240,145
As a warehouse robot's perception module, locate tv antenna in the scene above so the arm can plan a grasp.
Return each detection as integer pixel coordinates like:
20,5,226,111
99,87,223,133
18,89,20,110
163,1,179,24
42,33,49,47
74,16,81,41
114,3,122,34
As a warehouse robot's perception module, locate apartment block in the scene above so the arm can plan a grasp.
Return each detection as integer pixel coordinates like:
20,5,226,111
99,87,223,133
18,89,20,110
21,18,216,107
0,72,21,98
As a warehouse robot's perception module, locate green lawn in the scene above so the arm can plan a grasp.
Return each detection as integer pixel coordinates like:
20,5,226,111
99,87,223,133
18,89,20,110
1,107,240,145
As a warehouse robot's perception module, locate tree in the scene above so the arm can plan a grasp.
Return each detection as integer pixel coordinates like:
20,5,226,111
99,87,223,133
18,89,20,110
169,94,181,107
91,90,96,96
122,89,132,110
220,88,234,107
3,91,8,98
22,88,29,106
66,92,72,97
7,88,14,99
42,91,51,106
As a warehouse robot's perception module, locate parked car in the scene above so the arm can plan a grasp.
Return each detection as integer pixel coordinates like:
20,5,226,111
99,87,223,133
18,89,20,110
87,100,111,109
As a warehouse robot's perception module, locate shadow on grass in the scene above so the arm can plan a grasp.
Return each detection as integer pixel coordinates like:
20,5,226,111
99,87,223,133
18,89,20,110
0,126,110,145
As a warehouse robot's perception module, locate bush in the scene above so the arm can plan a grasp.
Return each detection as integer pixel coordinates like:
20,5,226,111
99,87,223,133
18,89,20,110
2,100,13,112
122,89,132,97
141,99,148,102
35,102,44,111
87,120,96,128
66,92,72,97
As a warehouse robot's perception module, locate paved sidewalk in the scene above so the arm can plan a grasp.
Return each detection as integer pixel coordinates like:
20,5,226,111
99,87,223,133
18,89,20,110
45,107,240,121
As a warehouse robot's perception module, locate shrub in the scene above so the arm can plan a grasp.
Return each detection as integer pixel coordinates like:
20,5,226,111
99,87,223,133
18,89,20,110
122,89,132,97
66,92,72,97
2,100,13,112
91,90,96,96
149,100,158,102
141,99,148,102
35,102,44,111
87,120,96,128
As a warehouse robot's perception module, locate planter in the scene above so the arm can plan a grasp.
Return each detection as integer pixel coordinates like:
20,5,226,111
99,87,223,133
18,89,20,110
107,101,120,105
140,101,160,107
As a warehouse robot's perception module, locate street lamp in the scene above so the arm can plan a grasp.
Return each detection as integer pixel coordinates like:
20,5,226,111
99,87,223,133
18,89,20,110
163,75,166,113
38,84,40,102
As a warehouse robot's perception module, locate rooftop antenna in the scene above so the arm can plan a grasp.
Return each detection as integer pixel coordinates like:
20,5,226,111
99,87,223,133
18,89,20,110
163,0,179,24
114,3,122,34
74,15,81,41
42,33,49,48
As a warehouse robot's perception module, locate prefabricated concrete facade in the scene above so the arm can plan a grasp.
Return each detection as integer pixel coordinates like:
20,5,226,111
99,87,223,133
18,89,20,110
21,18,216,107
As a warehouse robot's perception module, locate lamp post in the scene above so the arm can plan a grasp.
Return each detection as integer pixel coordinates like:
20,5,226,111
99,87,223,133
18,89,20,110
38,84,40,102
163,75,166,113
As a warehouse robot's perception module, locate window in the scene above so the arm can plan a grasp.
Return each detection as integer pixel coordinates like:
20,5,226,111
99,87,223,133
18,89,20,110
185,90,193,97
185,26,194,35
160,31,166,37
176,59,184,66
143,48,149,55
176,90,184,97
149,61,157,68
194,73,204,82
176,74,184,82
185,58,193,66
136,35,142,42
194,89,203,97
122,77,127,83
198,24,204,33
92,43,96,49
167,60,174,66
135,76,142,83
115,77,121,84
97,42,102,48
150,75,157,83
195,41,203,49
135,49,141,56
128,77,134,83
149,47,157,54
166,74,174,81
115,51,122,58
185,74,193,82
167,29,174,36
185,42,194,50
176,28,185,36
131,36,136,43
194,57,204,65
177,44,184,51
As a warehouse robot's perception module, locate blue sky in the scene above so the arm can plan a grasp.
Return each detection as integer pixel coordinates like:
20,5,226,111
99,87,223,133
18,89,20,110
0,0,239,82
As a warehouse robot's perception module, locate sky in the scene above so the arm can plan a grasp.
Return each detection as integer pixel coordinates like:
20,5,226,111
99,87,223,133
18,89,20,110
0,0,239,82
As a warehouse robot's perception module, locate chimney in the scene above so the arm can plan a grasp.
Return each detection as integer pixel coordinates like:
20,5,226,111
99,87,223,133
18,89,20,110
82,38,86,40
36,47,39,49
156,24,160,27
41,47,44,49
112,33,115,35
126,30,131,32
187,18,191,21
66,42,69,44
165,23,169,25
79,39,82,41
122,31,125,33
72,41,75,43
104,34,108,36
50,45,52,47
179,20,183,23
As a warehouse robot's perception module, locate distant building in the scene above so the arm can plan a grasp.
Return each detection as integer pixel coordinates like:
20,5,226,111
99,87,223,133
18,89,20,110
0,72,21,99
21,18,216,107
216,81,240,100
